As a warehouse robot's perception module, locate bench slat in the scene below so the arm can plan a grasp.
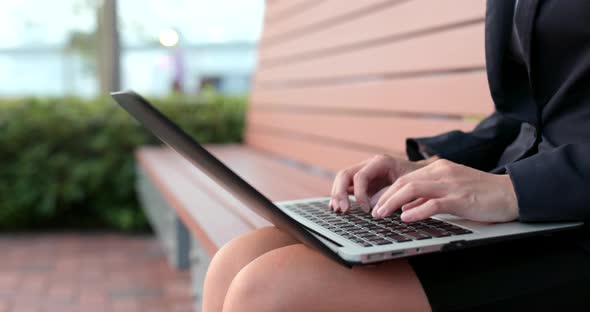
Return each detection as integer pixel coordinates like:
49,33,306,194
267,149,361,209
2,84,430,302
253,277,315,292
262,0,386,42
260,0,485,62
247,110,476,152
170,145,332,202
263,0,317,25
138,148,255,253
162,151,270,230
207,145,333,198
255,22,484,83
251,71,492,116
246,131,391,172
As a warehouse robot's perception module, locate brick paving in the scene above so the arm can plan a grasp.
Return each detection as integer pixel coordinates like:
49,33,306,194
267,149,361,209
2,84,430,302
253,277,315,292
0,233,194,312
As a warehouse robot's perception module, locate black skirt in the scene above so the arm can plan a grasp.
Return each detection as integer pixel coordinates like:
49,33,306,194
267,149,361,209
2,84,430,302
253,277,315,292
408,230,590,312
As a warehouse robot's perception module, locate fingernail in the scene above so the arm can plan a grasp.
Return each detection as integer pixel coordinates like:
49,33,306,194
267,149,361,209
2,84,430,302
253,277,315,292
362,201,371,213
328,199,333,210
401,211,414,222
372,206,380,218
339,200,349,211
333,200,340,211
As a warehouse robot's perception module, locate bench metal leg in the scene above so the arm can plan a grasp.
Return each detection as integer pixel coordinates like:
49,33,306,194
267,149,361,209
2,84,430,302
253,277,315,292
136,165,191,270
173,216,191,269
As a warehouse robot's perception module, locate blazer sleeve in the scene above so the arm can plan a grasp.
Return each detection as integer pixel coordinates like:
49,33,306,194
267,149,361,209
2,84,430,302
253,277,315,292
406,112,521,171
506,143,590,222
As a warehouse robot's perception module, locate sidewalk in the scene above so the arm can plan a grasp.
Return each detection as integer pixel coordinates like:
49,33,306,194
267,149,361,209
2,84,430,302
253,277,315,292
0,233,194,312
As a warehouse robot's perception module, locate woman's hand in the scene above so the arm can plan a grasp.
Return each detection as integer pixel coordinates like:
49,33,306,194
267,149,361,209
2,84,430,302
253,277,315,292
329,154,438,213
372,159,519,223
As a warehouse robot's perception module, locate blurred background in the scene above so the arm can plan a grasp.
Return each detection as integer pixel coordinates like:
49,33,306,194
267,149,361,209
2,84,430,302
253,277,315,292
0,0,262,311
0,0,263,97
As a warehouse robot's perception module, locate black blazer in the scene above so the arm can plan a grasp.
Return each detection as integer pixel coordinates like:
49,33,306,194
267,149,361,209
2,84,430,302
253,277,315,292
407,1,590,231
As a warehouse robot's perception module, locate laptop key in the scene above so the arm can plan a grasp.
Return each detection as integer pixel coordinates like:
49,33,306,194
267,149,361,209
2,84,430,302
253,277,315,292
448,228,472,235
355,241,373,247
385,234,411,242
375,220,392,226
373,239,393,245
419,228,452,237
359,233,380,240
349,228,366,235
403,231,432,240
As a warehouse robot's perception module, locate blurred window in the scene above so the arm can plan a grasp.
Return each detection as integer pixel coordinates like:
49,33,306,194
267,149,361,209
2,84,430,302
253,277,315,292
0,0,99,97
0,0,264,97
119,0,264,96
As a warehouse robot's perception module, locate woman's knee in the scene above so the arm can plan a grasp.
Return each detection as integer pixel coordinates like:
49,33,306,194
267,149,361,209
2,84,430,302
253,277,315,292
222,244,430,312
208,226,297,274
222,244,309,312
203,227,298,311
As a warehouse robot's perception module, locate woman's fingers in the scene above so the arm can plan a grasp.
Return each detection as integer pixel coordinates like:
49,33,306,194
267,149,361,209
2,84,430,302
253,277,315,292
353,155,395,212
401,198,428,211
369,187,389,207
330,161,367,212
331,170,352,212
400,198,455,222
373,159,453,210
330,157,518,224
372,182,447,218
394,159,454,185
331,157,452,213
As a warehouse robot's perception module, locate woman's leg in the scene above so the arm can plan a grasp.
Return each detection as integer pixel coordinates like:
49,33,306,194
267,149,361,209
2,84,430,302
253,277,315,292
222,243,430,312
202,227,299,312
206,226,431,312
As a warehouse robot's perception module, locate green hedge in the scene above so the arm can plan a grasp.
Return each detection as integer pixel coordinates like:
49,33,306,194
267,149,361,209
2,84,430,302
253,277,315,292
0,94,246,231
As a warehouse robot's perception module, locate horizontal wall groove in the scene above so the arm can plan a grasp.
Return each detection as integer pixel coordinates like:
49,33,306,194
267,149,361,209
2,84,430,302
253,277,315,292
260,17,485,68
261,0,408,47
255,66,486,89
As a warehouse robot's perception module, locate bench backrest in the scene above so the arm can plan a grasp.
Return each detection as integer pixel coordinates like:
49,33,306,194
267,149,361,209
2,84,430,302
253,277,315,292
246,0,493,172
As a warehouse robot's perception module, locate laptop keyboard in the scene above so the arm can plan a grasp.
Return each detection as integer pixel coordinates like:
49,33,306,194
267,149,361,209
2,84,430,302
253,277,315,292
284,199,472,247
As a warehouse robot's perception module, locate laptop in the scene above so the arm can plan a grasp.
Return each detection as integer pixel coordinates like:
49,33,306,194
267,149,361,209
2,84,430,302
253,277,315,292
111,90,583,267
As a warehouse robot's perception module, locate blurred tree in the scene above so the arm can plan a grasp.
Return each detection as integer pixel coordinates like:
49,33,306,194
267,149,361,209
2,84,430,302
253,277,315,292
65,0,121,94
66,0,101,74
66,31,98,75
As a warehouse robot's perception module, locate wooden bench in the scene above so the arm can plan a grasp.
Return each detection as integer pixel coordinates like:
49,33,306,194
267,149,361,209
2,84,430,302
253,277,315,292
136,0,493,307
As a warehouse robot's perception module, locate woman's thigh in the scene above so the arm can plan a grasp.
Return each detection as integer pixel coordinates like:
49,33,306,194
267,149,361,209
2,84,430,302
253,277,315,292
223,243,431,312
